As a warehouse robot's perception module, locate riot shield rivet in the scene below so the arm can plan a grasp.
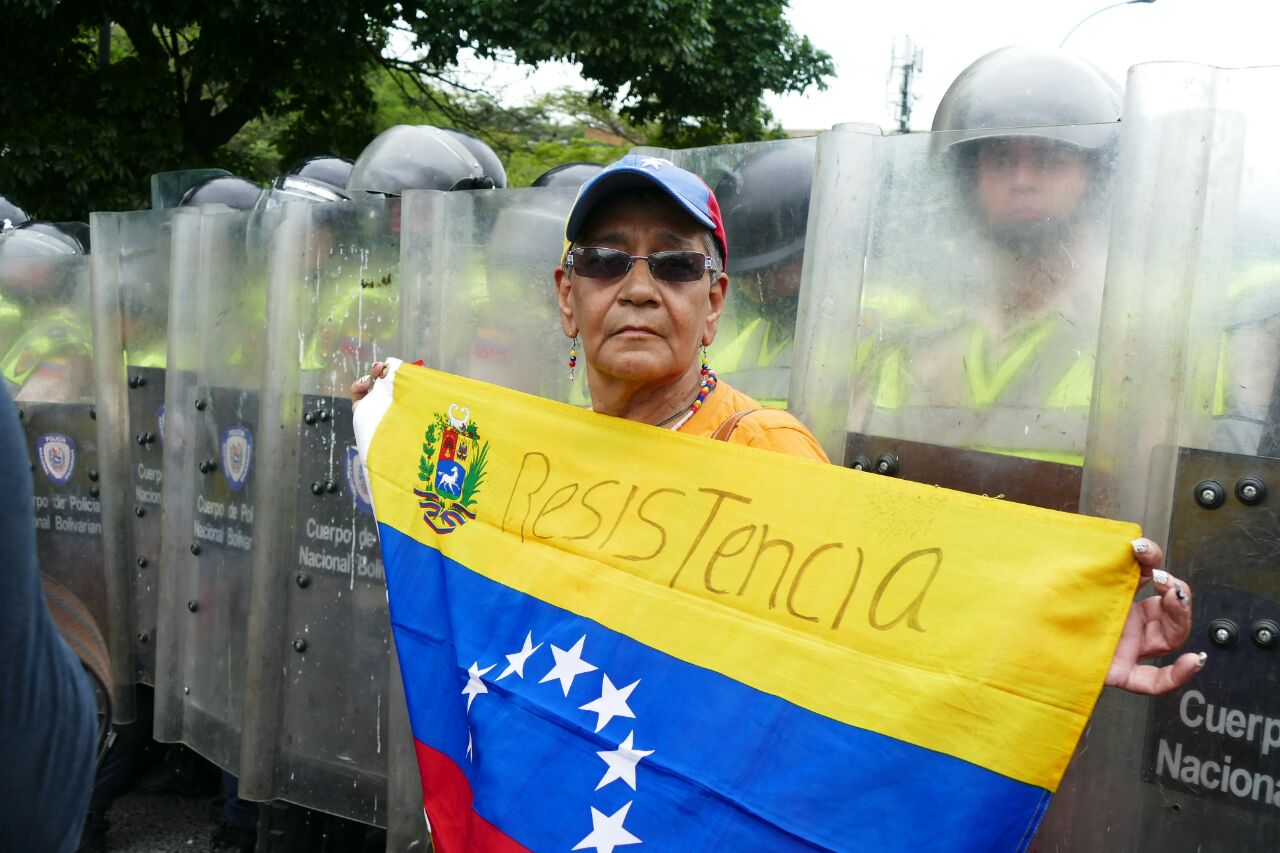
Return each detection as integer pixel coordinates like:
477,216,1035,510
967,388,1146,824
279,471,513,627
318,409,331,422
199,459,216,474
293,638,308,653
137,557,148,568
1250,619,1279,649
194,398,207,411
1208,618,1239,648
88,406,96,420
190,542,201,556
875,454,899,476
849,455,872,472
310,481,324,495
90,486,100,498
1193,480,1226,510
137,432,148,446
134,506,146,517
303,411,317,425
187,599,199,612
138,633,148,644
183,686,190,695
87,469,98,482
1235,476,1267,506
324,479,337,494
295,573,310,588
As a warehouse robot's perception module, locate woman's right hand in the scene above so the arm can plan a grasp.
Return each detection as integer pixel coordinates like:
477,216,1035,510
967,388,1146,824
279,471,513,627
350,362,388,412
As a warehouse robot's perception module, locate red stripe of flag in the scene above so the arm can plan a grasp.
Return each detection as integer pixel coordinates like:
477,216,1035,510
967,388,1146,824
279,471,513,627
414,739,532,853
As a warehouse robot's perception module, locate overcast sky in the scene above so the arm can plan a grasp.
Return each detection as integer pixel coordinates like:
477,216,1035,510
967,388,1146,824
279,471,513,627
447,0,1280,133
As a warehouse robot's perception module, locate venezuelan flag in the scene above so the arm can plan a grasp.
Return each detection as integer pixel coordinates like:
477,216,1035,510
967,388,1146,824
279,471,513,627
355,360,1139,852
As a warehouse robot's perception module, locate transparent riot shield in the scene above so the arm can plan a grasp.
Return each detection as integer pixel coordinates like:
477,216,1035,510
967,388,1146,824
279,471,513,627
153,205,274,773
91,209,174,688
792,120,1119,512
1037,63,1279,851
0,240,135,717
237,197,399,827
635,139,818,408
401,187,578,401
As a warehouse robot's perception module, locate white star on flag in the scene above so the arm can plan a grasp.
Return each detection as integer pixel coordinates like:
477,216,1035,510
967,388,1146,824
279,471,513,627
596,732,654,791
639,156,671,171
572,801,642,853
496,632,542,681
539,635,598,696
579,674,639,733
461,661,495,711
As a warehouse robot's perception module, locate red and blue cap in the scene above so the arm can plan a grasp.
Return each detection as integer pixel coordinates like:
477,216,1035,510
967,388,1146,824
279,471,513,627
564,154,729,271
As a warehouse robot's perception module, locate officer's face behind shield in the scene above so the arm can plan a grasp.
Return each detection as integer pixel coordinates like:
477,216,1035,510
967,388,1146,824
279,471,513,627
969,137,1092,255
736,254,803,308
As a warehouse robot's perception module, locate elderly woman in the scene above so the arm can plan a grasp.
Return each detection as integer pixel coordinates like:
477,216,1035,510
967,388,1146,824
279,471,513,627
353,153,1201,696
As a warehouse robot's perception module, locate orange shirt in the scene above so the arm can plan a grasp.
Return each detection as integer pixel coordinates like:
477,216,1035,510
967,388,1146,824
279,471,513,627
678,379,829,463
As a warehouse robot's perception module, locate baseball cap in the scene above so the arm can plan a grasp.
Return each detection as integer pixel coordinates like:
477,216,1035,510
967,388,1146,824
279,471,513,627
564,154,729,271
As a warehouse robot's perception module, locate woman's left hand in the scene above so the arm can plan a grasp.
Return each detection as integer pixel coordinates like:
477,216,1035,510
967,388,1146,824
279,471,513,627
1105,537,1205,695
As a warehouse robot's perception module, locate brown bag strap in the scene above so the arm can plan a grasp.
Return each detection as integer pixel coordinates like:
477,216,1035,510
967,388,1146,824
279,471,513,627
712,408,762,442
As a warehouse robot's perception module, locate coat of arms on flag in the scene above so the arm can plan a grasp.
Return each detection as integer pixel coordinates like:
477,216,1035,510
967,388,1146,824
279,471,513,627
414,402,489,534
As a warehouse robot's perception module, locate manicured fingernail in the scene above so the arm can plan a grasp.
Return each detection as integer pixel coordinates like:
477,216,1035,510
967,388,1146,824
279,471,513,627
357,374,371,386
1196,651,1208,669
1152,569,1169,585
1132,539,1150,554
1175,584,1187,603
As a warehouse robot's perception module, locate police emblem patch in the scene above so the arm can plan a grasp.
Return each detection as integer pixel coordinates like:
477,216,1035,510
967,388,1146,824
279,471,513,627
346,446,374,517
221,425,253,493
413,403,489,534
36,433,77,485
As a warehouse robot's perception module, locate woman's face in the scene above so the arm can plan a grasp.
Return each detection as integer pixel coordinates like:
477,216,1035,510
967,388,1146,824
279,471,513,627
554,195,727,387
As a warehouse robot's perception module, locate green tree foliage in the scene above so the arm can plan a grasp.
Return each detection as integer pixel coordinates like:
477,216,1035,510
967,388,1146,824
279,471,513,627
0,0,831,218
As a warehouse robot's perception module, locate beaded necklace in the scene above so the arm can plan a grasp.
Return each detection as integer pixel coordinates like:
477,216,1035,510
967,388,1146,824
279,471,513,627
657,366,717,431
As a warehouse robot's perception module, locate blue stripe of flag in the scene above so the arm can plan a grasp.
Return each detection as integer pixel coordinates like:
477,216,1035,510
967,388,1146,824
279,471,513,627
379,523,1050,852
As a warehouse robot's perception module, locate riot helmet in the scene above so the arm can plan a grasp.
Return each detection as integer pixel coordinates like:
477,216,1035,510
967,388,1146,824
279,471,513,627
441,128,508,189
531,162,605,190
178,175,263,211
715,144,814,305
0,196,28,232
0,220,89,256
0,221,88,302
932,47,1122,255
257,156,354,208
346,125,494,196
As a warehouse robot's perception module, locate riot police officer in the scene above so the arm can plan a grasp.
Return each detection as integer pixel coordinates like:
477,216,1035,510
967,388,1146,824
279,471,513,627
857,46,1122,472
0,221,94,399
713,143,814,408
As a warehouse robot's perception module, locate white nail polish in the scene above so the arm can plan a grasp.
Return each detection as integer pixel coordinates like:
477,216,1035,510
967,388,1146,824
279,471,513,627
1152,569,1169,586
1132,539,1150,554
1196,651,1208,669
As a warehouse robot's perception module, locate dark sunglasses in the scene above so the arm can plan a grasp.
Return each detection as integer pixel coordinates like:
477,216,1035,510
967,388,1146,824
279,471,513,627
566,247,717,283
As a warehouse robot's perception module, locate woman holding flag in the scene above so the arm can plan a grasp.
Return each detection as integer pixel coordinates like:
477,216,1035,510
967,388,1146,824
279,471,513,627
352,154,1200,699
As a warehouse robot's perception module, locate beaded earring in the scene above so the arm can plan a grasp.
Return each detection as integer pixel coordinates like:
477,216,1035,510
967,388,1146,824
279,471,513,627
568,336,579,381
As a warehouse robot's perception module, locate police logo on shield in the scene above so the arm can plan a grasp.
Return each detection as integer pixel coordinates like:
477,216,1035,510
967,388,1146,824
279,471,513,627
221,425,253,493
412,402,489,534
36,433,77,485
345,446,374,516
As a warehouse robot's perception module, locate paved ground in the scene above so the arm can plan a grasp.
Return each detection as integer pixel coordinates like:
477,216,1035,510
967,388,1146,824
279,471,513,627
101,789,220,852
